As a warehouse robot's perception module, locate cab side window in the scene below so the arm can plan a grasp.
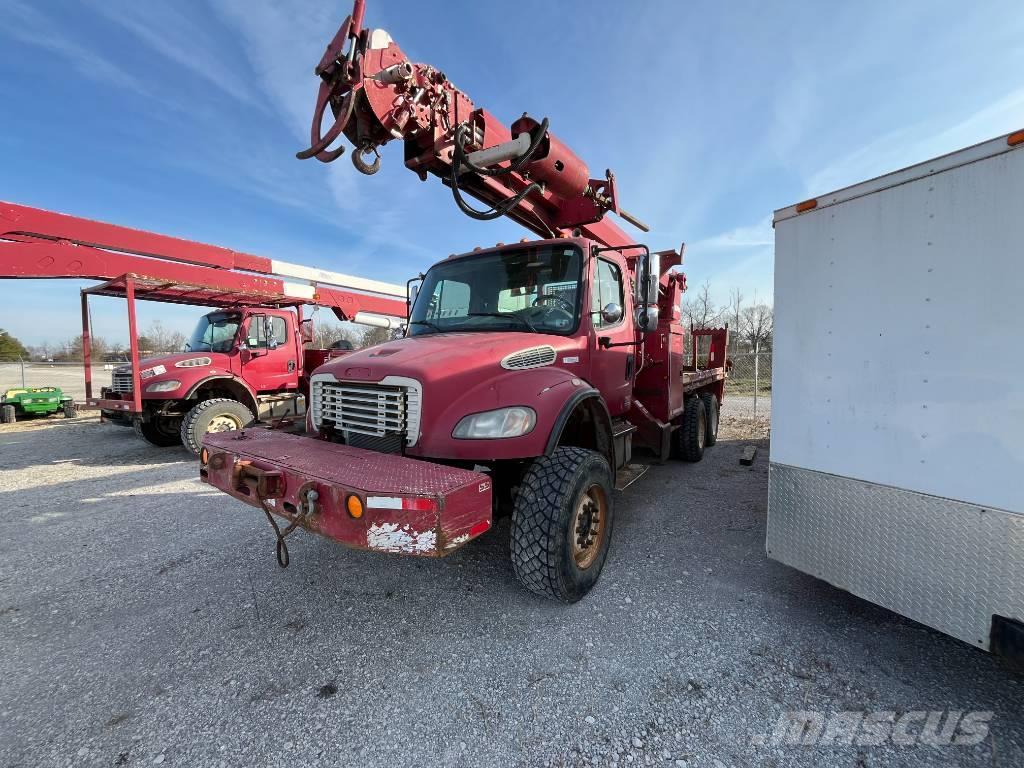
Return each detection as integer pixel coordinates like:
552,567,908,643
247,315,288,349
591,258,624,328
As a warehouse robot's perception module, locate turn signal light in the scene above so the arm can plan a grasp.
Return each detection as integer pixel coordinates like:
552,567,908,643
346,494,364,519
200,447,209,465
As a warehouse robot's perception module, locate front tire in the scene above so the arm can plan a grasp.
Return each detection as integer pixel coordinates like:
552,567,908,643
1,404,15,424
180,398,255,456
134,416,182,447
510,447,615,603
63,401,77,419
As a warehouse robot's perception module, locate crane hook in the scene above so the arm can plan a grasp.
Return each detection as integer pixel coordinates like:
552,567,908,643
351,141,381,175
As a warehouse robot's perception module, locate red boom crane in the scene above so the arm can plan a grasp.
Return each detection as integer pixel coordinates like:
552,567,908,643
296,0,650,250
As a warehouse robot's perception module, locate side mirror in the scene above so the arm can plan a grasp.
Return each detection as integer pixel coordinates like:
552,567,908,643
601,302,623,325
637,306,659,333
646,252,661,305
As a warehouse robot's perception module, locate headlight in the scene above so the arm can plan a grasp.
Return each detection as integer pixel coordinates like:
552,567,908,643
452,407,536,439
145,380,181,393
175,357,212,368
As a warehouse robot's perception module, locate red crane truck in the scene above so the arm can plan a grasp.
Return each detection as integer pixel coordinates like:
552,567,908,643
200,0,728,601
0,202,407,453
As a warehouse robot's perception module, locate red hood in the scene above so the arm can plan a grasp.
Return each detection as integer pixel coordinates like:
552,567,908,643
315,332,579,382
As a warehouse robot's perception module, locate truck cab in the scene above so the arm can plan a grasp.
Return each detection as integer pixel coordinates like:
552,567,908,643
103,306,351,453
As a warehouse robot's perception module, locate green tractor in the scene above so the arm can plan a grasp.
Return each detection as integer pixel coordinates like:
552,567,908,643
1,387,77,423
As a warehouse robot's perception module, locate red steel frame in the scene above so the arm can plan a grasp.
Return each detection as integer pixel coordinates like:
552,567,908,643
1,200,407,412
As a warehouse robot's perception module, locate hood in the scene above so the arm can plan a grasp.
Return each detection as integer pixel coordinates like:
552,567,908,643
316,332,579,383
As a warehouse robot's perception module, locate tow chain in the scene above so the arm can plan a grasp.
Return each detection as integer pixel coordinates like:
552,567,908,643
257,487,319,568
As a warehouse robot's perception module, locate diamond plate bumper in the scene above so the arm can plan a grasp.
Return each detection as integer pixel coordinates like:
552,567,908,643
767,462,1024,651
201,428,492,556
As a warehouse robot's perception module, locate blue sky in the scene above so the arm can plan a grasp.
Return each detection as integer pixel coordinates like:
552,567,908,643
2,0,1023,347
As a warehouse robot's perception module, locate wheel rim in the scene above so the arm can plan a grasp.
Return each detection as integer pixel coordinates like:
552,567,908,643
207,413,242,433
571,484,608,570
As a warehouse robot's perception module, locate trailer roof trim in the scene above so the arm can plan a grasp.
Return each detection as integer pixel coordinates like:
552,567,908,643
774,128,1024,224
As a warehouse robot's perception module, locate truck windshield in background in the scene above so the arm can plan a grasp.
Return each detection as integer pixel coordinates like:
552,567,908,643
408,245,583,336
184,312,241,353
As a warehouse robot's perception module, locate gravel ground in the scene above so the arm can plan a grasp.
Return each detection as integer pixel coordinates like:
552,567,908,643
0,415,1019,768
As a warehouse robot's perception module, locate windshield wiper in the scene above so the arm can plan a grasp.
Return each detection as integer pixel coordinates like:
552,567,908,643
466,312,539,333
409,319,444,334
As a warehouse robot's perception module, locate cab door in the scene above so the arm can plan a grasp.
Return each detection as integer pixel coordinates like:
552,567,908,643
239,313,297,391
587,255,635,416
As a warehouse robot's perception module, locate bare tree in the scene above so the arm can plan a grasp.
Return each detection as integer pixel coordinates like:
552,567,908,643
680,281,722,331
144,320,186,353
727,287,744,349
740,302,773,352
312,321,361,350
55,334,109,361
359,325,392,348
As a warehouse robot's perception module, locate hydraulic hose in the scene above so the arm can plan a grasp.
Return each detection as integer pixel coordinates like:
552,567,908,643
448,120,549,221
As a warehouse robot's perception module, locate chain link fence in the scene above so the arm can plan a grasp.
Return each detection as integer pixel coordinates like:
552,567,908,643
724,351,772,421
0,359,119,402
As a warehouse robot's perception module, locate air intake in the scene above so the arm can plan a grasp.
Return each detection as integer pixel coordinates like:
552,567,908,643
501,345,557,370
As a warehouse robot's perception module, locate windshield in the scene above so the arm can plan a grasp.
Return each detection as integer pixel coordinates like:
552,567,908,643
184,312,241,352
408,245,583,336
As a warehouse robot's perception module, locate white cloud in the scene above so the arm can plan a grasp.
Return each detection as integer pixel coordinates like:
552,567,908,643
2,1,149,97
689,216,774,252
87,1,266,108
806,87,1024,196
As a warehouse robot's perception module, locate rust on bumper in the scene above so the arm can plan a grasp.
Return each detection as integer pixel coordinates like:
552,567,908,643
201,428,492,557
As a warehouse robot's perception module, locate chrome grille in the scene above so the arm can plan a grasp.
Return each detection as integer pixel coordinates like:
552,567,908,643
110,370,134,393
314,382,409,440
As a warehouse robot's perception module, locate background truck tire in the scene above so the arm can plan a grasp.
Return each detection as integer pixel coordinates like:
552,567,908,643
700,391,719,446
180,398,254,456
1,404,15,424
134,416,182,448
62,401,77,419
675,397,706,462
510,446,615,603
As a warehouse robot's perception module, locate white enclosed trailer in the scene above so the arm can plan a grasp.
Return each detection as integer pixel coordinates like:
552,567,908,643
768,130,1024,661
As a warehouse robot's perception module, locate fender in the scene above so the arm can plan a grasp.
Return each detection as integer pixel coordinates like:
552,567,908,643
544,387,615,469
184,374,259,413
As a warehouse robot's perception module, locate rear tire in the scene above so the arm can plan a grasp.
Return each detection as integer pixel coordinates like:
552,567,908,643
180,398,255,456
700,392,719,446
63,401,77,419
134,416,182,447
1,405,15,424
675,397,706,462
510,447,615,603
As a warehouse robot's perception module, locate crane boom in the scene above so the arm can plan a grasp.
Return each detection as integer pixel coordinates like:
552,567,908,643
0,201,406,321
297,0,648,250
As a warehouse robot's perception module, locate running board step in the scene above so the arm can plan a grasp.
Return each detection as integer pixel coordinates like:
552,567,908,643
615,463,649,491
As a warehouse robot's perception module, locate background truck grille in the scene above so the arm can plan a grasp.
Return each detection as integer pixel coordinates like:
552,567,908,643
110,370,133,393
313,381,421,448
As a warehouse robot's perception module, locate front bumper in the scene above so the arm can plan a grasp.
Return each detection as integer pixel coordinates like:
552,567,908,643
201,428,493,557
